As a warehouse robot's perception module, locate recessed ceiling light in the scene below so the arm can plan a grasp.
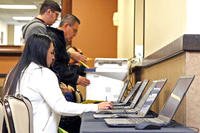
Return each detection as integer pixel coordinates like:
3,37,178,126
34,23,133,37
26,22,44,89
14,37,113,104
12,16,34,21
0,5,37,9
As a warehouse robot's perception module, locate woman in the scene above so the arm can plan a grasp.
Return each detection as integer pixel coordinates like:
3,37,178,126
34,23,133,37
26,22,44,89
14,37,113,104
2,34,112,133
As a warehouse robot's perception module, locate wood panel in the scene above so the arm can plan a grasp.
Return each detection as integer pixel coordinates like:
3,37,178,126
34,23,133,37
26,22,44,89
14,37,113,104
0,56,19,74
61,0,72,17
72,0,117,97
0,46,22,74
72,0,117,58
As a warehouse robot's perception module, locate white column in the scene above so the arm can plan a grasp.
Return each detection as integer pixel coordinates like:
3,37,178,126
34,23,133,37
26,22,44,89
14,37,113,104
186,0,200,34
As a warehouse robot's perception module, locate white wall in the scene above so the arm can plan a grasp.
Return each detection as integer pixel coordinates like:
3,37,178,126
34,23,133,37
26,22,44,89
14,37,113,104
0,20,7,45
186,0,200,34
117,0,134,58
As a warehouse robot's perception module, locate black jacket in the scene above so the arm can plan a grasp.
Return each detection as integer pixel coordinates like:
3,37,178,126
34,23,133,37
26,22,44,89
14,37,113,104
47,27,79,87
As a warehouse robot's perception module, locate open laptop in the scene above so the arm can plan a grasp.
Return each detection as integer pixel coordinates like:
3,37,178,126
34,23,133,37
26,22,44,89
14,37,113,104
104,75,194,127
95,79,166,114
112,81,142,106
93,79,165,118
113,79,149,109
115,79,130,103
96,79,166,114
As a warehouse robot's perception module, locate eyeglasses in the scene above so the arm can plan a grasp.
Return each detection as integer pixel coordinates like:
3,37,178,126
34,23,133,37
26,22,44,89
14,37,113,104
51,10,59,18
69,25,78,34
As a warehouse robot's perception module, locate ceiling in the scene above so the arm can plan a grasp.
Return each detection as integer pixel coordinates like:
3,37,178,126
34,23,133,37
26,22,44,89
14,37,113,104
0,0,60,25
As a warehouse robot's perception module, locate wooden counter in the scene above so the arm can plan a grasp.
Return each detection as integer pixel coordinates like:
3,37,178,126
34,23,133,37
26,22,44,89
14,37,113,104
0,45,22,96
0,45,23,76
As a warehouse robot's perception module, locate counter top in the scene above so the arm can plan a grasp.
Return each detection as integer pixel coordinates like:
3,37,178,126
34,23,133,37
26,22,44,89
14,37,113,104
0,45,23,56
132,34,200,69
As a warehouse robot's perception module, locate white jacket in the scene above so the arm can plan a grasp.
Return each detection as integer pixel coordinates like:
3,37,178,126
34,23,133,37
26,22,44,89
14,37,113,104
18,62,98,133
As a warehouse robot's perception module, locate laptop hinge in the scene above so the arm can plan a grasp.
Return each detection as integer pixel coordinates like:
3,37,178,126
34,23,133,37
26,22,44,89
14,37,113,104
157,115,171,124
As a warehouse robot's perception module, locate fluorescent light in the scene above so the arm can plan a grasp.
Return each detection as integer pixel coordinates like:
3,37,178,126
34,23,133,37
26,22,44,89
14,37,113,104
0,5,37,9
12,16,34,21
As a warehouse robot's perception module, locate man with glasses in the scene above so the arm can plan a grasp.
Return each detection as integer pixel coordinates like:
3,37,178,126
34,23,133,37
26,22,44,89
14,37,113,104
60,14,87,63
47,14,89,133
22,0,61,42
48,14,89,99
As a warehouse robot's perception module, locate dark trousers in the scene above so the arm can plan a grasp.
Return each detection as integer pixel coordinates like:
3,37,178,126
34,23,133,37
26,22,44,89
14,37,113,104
59,116,81,133
60,82,82,133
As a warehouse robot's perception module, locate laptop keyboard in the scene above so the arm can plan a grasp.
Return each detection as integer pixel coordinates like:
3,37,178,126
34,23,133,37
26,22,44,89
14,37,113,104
149,118,164,124
105,117,164,127
108,118,135,124
131,117,163,124
130,118,149,124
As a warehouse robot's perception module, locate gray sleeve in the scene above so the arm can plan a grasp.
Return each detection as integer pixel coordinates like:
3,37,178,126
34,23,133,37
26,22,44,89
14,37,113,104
24,22,47,41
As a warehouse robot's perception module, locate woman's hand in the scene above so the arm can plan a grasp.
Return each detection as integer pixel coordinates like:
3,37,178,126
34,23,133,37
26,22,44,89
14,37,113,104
98,102,113,110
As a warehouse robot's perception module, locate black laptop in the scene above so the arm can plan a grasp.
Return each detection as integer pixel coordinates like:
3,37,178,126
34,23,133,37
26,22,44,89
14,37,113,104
93,79,166,119
96,79,166,114
112,81,142,106
113,79,149,109
114,79,130,103
104,75,194,127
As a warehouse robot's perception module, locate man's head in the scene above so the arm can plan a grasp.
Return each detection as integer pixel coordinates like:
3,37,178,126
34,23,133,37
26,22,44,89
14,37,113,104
59,14,80,41
39,0,61,25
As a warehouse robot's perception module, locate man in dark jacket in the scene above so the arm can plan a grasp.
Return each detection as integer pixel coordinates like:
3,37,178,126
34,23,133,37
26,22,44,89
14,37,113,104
47,14,90,133
47,14,90,93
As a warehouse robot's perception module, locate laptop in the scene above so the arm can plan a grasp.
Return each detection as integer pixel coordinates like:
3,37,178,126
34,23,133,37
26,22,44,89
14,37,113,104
93,79,165,119
104,75,194,127
96,79,166,114
113,79,149,109
115,79,130,103
112,81,142,106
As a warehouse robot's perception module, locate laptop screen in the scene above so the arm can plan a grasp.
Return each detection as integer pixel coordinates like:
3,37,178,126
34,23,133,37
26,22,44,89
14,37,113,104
139,79,166,115
122,81,142,104
117,79,130,102
159,76,194,120
129,80,148,107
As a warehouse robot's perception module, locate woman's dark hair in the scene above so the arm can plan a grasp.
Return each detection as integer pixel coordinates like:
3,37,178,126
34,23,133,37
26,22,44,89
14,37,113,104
2,34,52,97
40,0,61,14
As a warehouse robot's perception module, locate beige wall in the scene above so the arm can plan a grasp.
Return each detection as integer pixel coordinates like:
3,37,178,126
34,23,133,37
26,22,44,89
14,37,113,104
72,0,117,59
7,24,14,45
145,0,186,56
117,0,187,58
134,0,144,57
185,52,200,129
117,0,134,58
135,0,143,45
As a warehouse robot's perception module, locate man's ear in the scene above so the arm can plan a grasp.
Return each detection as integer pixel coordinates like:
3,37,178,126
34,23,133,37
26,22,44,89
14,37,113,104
46,9,52,15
